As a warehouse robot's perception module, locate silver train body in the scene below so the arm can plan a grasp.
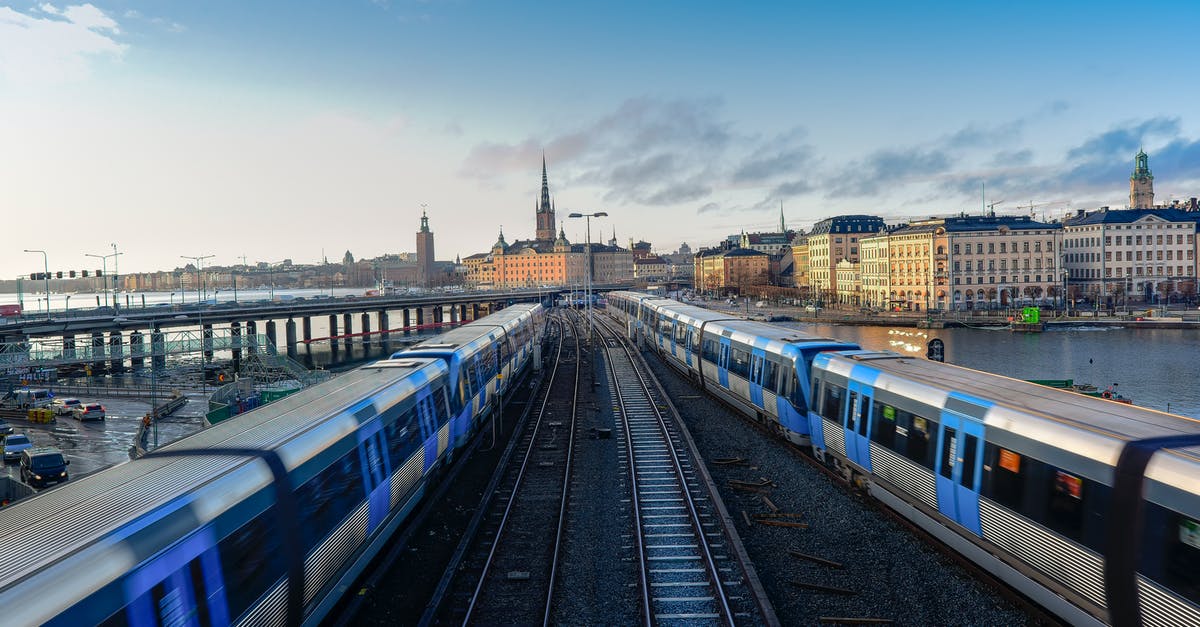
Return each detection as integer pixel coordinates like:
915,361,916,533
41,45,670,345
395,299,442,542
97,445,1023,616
608,291,1200,626
0,303,544,626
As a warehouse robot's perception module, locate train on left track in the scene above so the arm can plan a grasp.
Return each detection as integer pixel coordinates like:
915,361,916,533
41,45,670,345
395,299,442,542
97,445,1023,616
0,303,544,626
606,290,1200,627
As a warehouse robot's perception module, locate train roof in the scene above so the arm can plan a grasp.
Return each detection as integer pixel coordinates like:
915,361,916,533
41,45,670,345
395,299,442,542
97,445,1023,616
637,296,856,350
0,357,448,592
404,303,540,352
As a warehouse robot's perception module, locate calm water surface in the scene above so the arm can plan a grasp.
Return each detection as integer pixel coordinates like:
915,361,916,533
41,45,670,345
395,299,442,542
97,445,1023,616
781,322,1200,419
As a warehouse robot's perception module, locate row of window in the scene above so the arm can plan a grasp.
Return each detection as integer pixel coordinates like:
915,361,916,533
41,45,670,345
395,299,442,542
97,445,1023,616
956,259,1052,272
956,275,1049,285
813,378,1200,605
956,241,1055,255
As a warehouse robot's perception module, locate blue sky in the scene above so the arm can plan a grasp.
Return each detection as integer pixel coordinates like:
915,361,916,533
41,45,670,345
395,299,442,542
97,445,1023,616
3,1,1200,274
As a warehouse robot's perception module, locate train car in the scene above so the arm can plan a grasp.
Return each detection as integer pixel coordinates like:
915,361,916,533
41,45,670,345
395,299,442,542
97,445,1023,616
809,350,1200,626
606,291,859,444
392,303,544,449
0,357,457,626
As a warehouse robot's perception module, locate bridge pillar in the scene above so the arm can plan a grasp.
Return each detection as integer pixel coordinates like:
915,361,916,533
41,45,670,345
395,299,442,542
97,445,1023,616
151,326,166,370
343,313,353,350
202,324,213,361
377,310,389,345
266,320,277,352
109,331,124,373
471,303,480,321
230,321,242,372
63,336,76,360
246,320,258,355
402,308,411,335
360,312,371,347
328,315,339,356
130,331,144,370
415,307,425,328
433,306,443,325
302,316,312,348
285,319,297,359
458,304,468,324
91,332,106,373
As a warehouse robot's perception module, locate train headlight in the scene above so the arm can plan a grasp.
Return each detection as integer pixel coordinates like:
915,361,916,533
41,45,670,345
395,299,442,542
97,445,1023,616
33,474,42,480
60,472,67,477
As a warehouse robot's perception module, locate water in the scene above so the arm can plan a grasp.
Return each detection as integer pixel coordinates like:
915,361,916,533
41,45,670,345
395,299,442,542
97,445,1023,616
781,322,1200,419
0,287,366,311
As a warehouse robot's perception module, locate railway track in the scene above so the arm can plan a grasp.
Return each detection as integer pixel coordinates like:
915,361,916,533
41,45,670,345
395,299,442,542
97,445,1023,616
429,310,582,625
595,315,774,626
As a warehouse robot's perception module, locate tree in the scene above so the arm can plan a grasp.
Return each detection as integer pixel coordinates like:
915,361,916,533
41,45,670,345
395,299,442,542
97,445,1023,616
343,250,355,265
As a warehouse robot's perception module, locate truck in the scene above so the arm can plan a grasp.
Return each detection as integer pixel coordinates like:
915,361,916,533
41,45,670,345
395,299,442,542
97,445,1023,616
0,304,22,317
1,388,54,409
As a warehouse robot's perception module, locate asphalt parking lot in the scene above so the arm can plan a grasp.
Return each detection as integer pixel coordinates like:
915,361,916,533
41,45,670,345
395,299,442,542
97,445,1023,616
2,392,208,481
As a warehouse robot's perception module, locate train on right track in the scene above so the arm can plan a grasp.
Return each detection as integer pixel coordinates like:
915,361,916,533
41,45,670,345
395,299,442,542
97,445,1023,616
606,290,1200,627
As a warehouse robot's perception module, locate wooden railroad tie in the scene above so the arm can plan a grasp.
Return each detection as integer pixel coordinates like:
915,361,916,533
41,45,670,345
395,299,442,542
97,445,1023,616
728,478,772,488
788,549,844,569
741,511,753,527
761,495,780,513
789,580,855,595
752,513,808,529
713,457,748,466
817,618,893,625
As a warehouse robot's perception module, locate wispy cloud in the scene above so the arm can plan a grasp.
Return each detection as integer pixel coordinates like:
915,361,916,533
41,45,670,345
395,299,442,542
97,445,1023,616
0,3,126,84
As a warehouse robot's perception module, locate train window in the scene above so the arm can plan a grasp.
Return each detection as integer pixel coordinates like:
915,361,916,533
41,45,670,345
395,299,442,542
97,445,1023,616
386,406,421,463
299,449,369,548
960,434,979,488
1045,468,1085,541
750,355,763,383
763,359,779,393
820,383,844,422
1158,509,1200,604
675,323,687,344
729,347,750,378
702,338,719,363
691,329,701,352
906,414,934,470
846,392,858,431
939,427,957,480
871,402,896,449
218,512,285,619
982,443,1024,511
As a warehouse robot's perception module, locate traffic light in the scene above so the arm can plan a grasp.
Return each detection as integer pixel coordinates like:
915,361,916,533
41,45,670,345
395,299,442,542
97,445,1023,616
82,270,89,278
56,271,63,279
96,269,103,276
69,270,76,278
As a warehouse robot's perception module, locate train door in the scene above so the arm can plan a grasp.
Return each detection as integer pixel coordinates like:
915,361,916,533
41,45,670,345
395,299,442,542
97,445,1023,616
122,528,230,627
843,380,873,471
668,318,677,354
683,327,694,367
934,410,984,535
717,337,731,388
748,348,766,408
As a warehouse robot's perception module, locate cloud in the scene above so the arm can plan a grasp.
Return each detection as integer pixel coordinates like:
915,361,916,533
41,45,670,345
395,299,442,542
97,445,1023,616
0,4,126,84
772,180,813,196
830,147,952,197
1065,117,1179,162
697,202,721,214
989,149,1033,167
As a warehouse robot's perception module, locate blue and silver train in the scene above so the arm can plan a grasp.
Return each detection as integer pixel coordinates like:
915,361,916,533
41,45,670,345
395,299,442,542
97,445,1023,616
0,303,544,626
606,291,859,444
608,291,1200,626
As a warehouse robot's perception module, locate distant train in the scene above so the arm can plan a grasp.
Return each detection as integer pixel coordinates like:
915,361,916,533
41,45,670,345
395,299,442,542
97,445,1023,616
0,303,544,626
607,290,1200,626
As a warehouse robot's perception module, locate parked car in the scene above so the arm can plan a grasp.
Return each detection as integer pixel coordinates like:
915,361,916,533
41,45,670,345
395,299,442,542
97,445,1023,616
50,398,82,416
755,301,767,308
73,403,106,421
0,419,12,436
3,434,33,462
19,448,68,488
805,305,822,313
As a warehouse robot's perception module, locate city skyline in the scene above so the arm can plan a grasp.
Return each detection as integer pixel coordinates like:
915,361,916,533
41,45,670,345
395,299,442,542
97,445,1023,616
3,1,1200,275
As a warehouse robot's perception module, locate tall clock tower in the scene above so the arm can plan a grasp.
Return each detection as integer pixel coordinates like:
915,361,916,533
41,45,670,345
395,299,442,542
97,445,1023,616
1130,149,1154,209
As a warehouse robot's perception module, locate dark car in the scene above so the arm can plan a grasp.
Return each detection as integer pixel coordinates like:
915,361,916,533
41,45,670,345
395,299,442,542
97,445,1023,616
20,448,69,488
0,419,12,436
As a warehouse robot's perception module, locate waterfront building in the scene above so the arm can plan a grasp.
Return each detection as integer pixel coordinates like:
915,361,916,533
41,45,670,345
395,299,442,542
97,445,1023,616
807,215,886,305
858,230,890,309
1062,207,1197,305
834,260,862,306
886,219,940,311
944,215,1062,310
462,158,633,289
1130,149,1155,209
790,234,811,294
416,209,435,288
693,246,769,294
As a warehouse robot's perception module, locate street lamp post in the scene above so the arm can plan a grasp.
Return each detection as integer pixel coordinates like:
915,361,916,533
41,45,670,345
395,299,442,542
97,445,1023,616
567,211,608,339
65,294,72,315
182,255,215,369
23,249,50,320
85,250,122,309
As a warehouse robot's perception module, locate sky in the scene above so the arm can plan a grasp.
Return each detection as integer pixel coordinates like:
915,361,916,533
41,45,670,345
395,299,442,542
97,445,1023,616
3,1,1200,275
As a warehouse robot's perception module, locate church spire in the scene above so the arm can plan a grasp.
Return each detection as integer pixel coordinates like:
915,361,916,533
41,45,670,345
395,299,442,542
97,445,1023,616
536,154,556,241
779,201,786,233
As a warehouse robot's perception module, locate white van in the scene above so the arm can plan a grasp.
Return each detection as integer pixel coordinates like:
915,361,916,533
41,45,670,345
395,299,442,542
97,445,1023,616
5,389,53,409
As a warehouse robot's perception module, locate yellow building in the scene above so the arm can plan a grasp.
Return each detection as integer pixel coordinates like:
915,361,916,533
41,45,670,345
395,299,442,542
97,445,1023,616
806,215,886,304
693,247,770,294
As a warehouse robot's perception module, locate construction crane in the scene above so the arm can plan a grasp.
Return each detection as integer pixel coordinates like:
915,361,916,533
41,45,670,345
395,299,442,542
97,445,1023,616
986,199,1005,217
1016,199,1071,220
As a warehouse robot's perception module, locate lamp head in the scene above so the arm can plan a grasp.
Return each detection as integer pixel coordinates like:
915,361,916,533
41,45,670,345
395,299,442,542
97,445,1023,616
567,213,583,218
595,212,608,217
